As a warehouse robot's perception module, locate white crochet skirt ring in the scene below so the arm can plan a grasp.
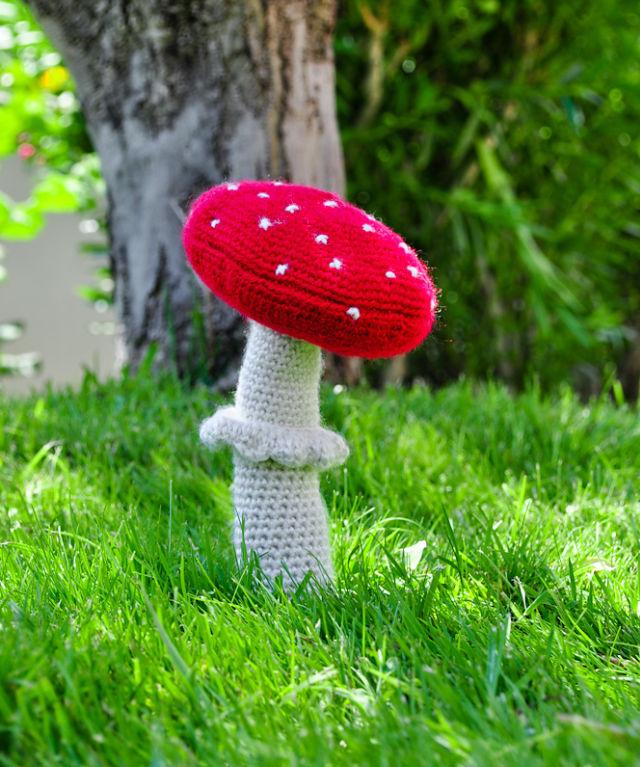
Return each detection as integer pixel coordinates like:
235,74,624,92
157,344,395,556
200,321,348,588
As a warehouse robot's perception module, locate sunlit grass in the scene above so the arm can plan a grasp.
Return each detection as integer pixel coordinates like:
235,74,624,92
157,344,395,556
1,372,639,765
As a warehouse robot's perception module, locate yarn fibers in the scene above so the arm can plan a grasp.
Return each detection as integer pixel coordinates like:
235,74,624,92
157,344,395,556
183,180,438,359
184,180,439,587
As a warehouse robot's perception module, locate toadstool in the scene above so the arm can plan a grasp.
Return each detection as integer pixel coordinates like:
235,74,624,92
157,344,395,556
183,180,438,587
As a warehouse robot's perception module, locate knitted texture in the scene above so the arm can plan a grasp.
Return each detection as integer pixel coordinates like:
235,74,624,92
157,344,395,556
201,323,347,586
200,322,348,469
200,408,348,470
235,316,322,428
233,455,334,587
183,180,438,359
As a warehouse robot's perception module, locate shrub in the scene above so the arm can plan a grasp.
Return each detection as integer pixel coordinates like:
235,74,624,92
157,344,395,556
335,0,640,395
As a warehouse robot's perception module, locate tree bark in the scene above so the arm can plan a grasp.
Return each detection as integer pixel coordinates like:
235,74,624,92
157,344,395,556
27,0,345,384
619,322,640,402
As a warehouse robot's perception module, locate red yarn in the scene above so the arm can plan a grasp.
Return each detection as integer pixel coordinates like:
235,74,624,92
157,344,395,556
182,180,438,359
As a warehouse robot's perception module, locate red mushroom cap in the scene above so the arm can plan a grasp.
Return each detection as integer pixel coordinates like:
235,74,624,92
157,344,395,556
182,180,438,359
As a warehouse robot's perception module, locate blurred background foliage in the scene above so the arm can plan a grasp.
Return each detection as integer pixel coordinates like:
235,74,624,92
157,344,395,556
0,0,103,375
0,0,99,234
336,0,640,398
0,0,639,397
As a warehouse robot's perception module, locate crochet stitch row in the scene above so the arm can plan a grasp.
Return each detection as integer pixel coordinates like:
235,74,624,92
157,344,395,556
233,455,334,587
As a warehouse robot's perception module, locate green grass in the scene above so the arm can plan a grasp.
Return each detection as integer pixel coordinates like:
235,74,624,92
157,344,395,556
1,372,639,766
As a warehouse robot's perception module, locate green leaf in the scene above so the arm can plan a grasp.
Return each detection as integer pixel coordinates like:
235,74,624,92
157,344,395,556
32,172,83,212
0,107,21,155
0,200,44,239
76,285,111,304
0,321,22,341
0,1,18,21
0,350,40,376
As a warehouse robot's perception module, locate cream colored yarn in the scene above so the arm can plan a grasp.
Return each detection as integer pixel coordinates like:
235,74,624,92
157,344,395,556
200,321,348,587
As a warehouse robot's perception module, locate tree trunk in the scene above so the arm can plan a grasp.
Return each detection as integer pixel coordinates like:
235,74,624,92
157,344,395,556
27,0,345,384
619,322,640,402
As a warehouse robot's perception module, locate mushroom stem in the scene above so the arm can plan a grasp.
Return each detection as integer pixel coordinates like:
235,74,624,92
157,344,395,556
233,455,333,586
215,321,345,587
235,321,322,429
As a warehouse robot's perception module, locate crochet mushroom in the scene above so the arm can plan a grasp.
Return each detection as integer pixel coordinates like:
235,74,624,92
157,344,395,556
183,180,438,587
